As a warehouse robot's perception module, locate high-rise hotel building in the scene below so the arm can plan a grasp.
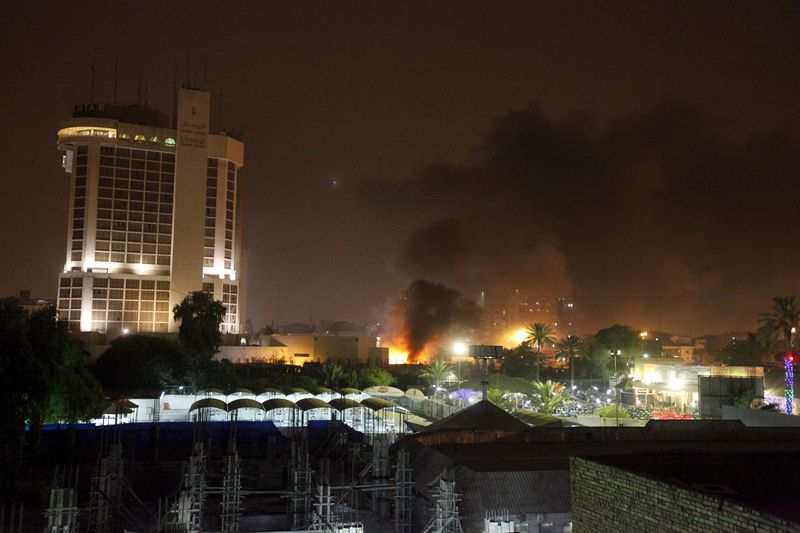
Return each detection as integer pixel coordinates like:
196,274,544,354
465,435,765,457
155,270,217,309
56,89,244,336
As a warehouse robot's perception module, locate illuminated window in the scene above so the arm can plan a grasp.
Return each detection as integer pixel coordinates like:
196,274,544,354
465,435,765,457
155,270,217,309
164,138,176,146
119,133,131,140
150,136,159,143
134,135,146,142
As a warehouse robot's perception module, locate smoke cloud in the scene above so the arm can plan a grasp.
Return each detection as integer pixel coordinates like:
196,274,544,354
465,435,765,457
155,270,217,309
392,279,480,362
361,102,800,334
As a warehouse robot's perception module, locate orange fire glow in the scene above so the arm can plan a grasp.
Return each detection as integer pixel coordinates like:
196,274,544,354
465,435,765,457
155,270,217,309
388,350,409,365
384,338,432,365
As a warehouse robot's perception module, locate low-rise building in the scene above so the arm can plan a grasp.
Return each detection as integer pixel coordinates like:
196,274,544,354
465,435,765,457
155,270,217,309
629,359,763,414
216,334,385,366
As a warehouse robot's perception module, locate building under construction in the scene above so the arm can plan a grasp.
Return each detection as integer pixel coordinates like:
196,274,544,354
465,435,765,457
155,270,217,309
5,399,800,531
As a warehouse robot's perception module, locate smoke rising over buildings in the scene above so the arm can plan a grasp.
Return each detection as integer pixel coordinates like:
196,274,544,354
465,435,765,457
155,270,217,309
362,102,800,334
391,279,480,362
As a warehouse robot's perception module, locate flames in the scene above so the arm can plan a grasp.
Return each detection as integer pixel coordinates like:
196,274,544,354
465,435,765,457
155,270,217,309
388,349,410,365
384,337,431,365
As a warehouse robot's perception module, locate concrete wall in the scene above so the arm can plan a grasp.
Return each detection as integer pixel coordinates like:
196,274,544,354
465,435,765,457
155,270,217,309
217,344,291,364
273,334,377,364
571,457,797,532
722,405,800,427
699,376,764,419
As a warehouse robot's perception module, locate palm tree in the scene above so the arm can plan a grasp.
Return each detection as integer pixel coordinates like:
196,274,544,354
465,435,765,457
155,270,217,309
526,322,556,380
320,361,345,389
529,379,572,415
419,359,452,396
757,296,800,359
556,335,584,389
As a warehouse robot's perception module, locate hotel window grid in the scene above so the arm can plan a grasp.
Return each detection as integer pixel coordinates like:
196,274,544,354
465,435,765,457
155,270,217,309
90,278,171,333
222,283,238,333
204,158,217,268
70,146,88,262
95,146,174,268
225,162,236,271
57,276,83,329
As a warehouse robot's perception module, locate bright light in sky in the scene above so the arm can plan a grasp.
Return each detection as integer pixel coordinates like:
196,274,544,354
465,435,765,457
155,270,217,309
514,328,528,344
452,341,468,356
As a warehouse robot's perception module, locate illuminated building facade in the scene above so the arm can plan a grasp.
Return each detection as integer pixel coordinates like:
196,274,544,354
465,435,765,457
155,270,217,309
56,89,244,336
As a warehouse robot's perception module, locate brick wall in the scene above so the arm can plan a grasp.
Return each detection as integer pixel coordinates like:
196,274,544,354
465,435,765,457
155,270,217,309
570,457,798,532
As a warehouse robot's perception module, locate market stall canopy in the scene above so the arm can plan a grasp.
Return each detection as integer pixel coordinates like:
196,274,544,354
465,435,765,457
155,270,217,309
227,398,263,411
362,386,404,398
262,398,299,412
361,397,407,412
296,398,331,411
189,398,228,412
328,397,362,411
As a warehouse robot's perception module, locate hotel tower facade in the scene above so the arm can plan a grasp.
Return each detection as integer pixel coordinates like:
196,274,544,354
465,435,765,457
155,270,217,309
56,89,244,336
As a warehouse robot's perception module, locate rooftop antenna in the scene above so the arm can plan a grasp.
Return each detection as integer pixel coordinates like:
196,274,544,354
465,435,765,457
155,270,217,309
172,62,178,128
90,45,96,101
137,73,142,105
144,81,149,109
203,54,208,91
112,56,118,105
218,77,224,132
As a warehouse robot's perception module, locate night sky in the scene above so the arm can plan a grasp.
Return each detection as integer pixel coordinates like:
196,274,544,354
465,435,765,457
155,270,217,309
1,2,799,335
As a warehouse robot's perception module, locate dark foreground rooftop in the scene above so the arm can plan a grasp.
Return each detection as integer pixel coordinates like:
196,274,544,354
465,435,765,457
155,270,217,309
589,450,800,524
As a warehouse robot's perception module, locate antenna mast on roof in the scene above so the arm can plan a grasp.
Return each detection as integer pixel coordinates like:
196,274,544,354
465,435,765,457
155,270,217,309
218,77,224,132
203,54,208,91
137,73,142,106
113,56,118,105
90,45,96,102
172,62,178,128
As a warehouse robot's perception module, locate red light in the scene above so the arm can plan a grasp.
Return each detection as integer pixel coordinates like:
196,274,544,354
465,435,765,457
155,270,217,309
786,353,797,364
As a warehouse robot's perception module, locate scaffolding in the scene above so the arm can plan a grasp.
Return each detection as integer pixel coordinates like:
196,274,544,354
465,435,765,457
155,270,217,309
393,448,413,533
290,431,312,530
369,434,391,518
164,440,207,532
220,432,242,532
0,503,24,532
309,459,335,531
88,441,123,533
423,468,463,533
44,466,80,532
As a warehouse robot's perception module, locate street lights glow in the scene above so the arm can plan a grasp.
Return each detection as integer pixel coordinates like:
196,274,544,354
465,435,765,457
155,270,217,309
452,341,468,356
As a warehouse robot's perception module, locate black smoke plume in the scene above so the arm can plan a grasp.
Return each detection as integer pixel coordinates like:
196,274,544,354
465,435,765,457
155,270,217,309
361,102,800,334
394,279,480,362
